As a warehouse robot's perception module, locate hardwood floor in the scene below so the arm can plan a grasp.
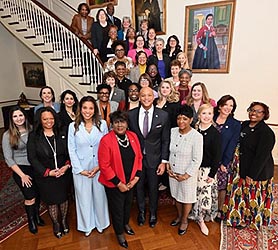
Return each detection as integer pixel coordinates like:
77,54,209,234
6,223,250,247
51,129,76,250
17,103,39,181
1,167,277,250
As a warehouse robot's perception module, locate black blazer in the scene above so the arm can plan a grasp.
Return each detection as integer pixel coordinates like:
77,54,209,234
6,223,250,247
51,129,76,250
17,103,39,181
147,53,171,78
107,15,122,31
91,22,109,50
154,99,180,128
128,106,170,168
58,109,74,135
27,130,69,178
239,120,275,181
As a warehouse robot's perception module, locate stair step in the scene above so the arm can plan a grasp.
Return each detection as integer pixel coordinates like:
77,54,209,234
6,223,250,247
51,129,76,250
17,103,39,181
79,82,91,85
33,43,44,46
60,66,72,69
87,90,97,94
8,21,19,25
41,50,54,54
1,14,11,18
69,74,83,77
16,28,27,32
50,58,63,61
24,35,36,39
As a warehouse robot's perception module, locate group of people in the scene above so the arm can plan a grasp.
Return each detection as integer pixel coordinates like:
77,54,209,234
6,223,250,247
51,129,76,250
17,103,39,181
2,2,275,249
3,81,275,248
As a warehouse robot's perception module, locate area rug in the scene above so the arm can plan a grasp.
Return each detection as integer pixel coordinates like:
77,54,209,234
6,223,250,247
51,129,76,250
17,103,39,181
220,184,278,250
0,161,47,243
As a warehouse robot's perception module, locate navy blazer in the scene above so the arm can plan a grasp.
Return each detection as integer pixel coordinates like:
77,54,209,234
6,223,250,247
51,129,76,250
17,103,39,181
106,15,121,31
214,115,241,167
128,106,170,168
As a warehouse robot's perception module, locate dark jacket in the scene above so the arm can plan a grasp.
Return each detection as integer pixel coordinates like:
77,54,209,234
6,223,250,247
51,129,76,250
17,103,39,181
128,106,170,168
214,115,241,167
147,53,171,78
239,120,275,180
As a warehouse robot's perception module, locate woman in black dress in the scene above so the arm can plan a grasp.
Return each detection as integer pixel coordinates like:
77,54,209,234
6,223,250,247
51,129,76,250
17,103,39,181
27,107,71,238
59,89,79,133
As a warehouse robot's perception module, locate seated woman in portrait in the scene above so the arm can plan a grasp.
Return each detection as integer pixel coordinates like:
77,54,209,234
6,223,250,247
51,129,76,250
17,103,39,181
70,3,94,41
27,107,71,239
99,111,142,248
192,14,220,69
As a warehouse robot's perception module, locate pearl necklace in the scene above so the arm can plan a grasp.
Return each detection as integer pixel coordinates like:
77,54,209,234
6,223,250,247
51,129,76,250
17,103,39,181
116,134,129,148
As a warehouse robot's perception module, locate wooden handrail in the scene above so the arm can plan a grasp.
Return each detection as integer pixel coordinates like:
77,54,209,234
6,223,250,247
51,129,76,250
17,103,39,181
59,0,78,14
31,0,103,66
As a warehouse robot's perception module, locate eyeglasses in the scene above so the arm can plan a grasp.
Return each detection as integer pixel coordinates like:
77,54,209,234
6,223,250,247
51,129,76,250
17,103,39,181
115,49,124,52
247,108,264,114
128,89,139,93
99,92,110,96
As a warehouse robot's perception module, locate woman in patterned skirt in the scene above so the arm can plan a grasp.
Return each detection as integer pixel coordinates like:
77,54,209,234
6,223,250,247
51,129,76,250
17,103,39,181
190,104,221,235
222,102,275,230
167,104,203,235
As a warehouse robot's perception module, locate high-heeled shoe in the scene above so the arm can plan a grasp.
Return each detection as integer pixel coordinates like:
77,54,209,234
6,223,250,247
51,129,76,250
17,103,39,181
170,218,181,226
198,221,209,236
61,220,69,235
178,221,188,235
53,223,62,239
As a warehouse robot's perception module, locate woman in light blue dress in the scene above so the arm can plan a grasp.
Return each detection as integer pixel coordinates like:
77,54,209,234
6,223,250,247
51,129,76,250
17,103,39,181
68,96,110,236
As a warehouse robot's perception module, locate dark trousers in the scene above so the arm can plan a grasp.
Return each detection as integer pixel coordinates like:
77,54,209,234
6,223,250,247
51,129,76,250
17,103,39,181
136,157,159,215
105,187,134,235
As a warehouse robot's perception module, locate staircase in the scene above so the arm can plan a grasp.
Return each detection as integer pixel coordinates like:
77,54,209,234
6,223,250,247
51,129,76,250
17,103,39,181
0,0,103,95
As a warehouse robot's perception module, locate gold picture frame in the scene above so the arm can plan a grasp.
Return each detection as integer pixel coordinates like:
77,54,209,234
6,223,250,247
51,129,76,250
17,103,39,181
87,0,118,9
22,62,46,88
132,0,166,35
184,0,236,73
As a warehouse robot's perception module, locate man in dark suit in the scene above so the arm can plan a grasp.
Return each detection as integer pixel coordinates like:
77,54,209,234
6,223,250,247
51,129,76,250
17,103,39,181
106,3,121,31
128,87,170,228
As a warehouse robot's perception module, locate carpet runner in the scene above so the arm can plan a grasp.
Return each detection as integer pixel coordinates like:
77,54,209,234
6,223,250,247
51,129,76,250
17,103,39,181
220,184,278,250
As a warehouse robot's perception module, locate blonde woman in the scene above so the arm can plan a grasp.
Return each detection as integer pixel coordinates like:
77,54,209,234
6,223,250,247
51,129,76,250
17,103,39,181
191,104,221,235
185,82,216,126
176,51,190,70
156,80,180,128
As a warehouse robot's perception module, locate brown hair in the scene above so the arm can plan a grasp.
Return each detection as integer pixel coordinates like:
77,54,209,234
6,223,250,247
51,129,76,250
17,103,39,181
74,96,102,133
186,82,211,106
8,106,31,149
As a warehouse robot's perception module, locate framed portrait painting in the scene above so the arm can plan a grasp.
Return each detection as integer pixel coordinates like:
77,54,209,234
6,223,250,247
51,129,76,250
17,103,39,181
22,62,46,88
132,0,166,35
184,0,236,73
87,0,118,9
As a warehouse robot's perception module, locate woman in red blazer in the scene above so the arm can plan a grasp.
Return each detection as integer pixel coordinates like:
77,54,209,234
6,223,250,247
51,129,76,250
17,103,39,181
98,111,142,249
